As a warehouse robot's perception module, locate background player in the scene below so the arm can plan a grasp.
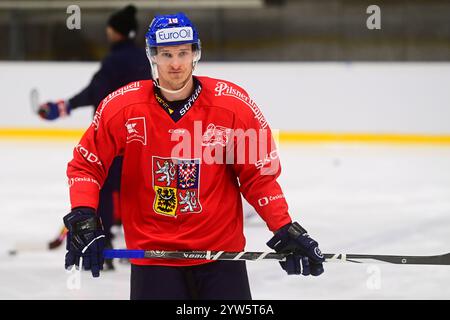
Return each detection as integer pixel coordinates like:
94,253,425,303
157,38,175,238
37,5,151,269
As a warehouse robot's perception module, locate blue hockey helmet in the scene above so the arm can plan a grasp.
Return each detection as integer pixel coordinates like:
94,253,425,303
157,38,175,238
145,12,201,79
146,12,200,47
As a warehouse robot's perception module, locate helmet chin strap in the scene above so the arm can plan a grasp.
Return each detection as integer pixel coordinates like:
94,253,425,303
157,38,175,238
154,73,192,94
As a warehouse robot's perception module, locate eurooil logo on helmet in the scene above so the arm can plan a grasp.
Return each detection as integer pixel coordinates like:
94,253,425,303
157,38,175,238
156,27,193,44
145,12,202,81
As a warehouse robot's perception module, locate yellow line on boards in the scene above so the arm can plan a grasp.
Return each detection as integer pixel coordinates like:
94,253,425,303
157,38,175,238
1,128,450,145
278,132,450,145
0,128,85,140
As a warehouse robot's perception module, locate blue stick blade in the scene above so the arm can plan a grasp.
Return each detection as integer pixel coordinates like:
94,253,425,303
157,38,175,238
103,249,145,259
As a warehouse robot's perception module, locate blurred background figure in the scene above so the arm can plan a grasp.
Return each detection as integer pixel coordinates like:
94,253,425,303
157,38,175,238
36,4,152,270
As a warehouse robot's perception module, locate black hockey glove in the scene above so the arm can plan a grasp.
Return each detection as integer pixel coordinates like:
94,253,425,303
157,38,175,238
63,207,105,277
38,100,70,120
267,222,325,276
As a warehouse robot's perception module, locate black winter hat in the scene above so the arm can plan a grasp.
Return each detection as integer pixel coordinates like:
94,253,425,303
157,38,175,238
108,5,138,38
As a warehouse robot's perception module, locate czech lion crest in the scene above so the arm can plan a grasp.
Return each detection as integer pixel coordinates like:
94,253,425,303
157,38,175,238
152,156,202,217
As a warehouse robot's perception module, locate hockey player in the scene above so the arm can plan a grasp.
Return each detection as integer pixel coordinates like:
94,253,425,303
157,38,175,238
63,12,325,299
38,5,151,269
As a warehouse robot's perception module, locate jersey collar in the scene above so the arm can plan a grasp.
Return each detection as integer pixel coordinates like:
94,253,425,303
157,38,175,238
153,77,202,122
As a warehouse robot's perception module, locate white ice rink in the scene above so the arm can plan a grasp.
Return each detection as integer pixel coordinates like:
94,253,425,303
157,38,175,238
0,141,449,300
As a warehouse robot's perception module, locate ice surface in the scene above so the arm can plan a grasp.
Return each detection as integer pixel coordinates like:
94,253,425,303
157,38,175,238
0,141,449,299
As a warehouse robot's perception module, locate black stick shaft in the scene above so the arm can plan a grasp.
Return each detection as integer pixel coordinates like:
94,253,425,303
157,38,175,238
325,253,450,265
103,250,450,265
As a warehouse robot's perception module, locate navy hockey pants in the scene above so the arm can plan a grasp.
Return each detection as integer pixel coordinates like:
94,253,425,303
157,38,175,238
130,260,252,300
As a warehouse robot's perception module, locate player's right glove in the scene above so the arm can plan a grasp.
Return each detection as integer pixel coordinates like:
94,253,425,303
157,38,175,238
63,207,105,277
38,100,70,120
267,222,325,276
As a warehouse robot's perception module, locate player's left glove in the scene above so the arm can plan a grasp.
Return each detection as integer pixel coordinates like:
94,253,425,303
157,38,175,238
38,100,70,120
63,207,105,277
267,222,325,276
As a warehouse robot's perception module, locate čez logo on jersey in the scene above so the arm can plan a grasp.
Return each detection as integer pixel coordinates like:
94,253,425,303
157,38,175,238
152,156,202,217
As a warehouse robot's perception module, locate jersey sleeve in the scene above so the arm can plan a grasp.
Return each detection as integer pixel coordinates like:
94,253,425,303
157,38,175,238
68,56,113,109
66,100,124,210
230,92,292,232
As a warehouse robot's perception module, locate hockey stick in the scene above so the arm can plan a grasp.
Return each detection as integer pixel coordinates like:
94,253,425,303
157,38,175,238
48,225,68,250
7,225,68,255
103,249,450,266
30,87,40,114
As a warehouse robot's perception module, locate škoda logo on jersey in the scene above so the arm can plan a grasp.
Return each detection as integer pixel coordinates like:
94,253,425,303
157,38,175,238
152,156,202,217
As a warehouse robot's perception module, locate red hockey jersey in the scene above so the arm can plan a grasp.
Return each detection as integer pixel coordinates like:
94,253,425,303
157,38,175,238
67,76,292,266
